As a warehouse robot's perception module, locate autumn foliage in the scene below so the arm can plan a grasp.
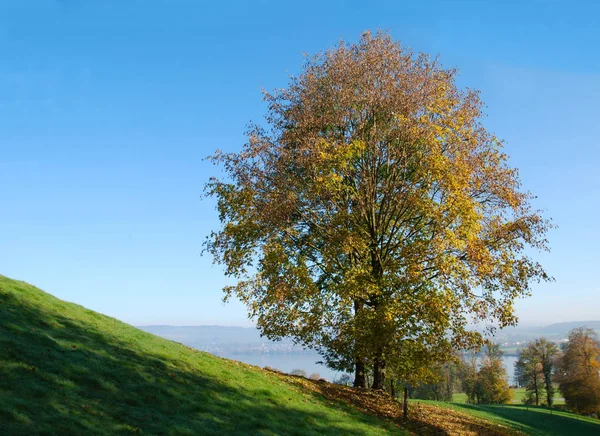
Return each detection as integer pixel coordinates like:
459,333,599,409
556,328,600,416
460,345,512,405
205,31,551,390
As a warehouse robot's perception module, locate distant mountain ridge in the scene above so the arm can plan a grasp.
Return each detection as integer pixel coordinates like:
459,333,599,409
539,321,600,334
139,324,304,354
140,321,600,354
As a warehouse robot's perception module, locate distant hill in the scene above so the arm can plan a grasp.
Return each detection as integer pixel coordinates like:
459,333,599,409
141,320,600,354
480,321,600,346
539,321,600,335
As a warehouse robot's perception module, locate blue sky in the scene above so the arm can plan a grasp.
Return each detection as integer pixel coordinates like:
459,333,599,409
1,0,598,327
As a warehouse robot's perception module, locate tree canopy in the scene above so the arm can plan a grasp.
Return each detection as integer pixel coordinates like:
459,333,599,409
205,31,552,389
515,338,558,406
460,345,512,404
556,328,600,415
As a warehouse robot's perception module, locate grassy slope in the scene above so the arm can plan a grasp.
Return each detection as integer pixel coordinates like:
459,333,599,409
415,400,600,436
0,275,401,435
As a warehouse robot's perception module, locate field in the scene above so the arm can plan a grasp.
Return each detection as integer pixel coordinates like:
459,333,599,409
416,400,600,436
0,275,401,435
452,388,565,405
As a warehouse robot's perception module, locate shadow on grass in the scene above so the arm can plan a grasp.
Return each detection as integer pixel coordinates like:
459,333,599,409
0,289,393,435
450,403,600,436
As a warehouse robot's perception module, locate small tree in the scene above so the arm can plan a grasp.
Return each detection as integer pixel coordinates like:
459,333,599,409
410,360,459,401
476,345,513,404
388,340,459,418
515,344,545,405
535,338,558,406
462,345,512,404
556,328,600,416
459,355,480,404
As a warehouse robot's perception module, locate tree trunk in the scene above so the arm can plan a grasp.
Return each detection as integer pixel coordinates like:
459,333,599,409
390,379,396,398
403,386,409,420
544,368,554,407
354,356,366,388
353,299,366,388
533,373,539,406
546,381,553,407
372,348,386,390
368,250,386,390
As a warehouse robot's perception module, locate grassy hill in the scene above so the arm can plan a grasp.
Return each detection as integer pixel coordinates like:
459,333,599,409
414,401,600,436
0,275,402,435
1,274,598,435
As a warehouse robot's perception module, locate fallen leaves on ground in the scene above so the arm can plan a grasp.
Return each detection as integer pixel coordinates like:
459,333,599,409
267,369,522,436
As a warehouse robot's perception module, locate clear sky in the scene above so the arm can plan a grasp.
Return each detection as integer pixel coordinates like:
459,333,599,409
1,0,598,327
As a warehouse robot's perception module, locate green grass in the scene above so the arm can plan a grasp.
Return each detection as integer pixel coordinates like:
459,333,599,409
452,392,468,403
453,388,565,405
0,275,403,435
416,400,600,436
511,388,526,404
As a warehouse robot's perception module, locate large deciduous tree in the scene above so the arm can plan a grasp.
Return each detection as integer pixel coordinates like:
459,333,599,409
205,31,551,390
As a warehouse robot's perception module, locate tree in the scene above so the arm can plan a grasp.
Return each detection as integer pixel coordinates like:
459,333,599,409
409,361,459,401
536,338,559,406
389,342,458,419
515,348,544,405
205,31,552,390
459,355,480,404
462,345,512,404
556,328,600,416
515,338,557,406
